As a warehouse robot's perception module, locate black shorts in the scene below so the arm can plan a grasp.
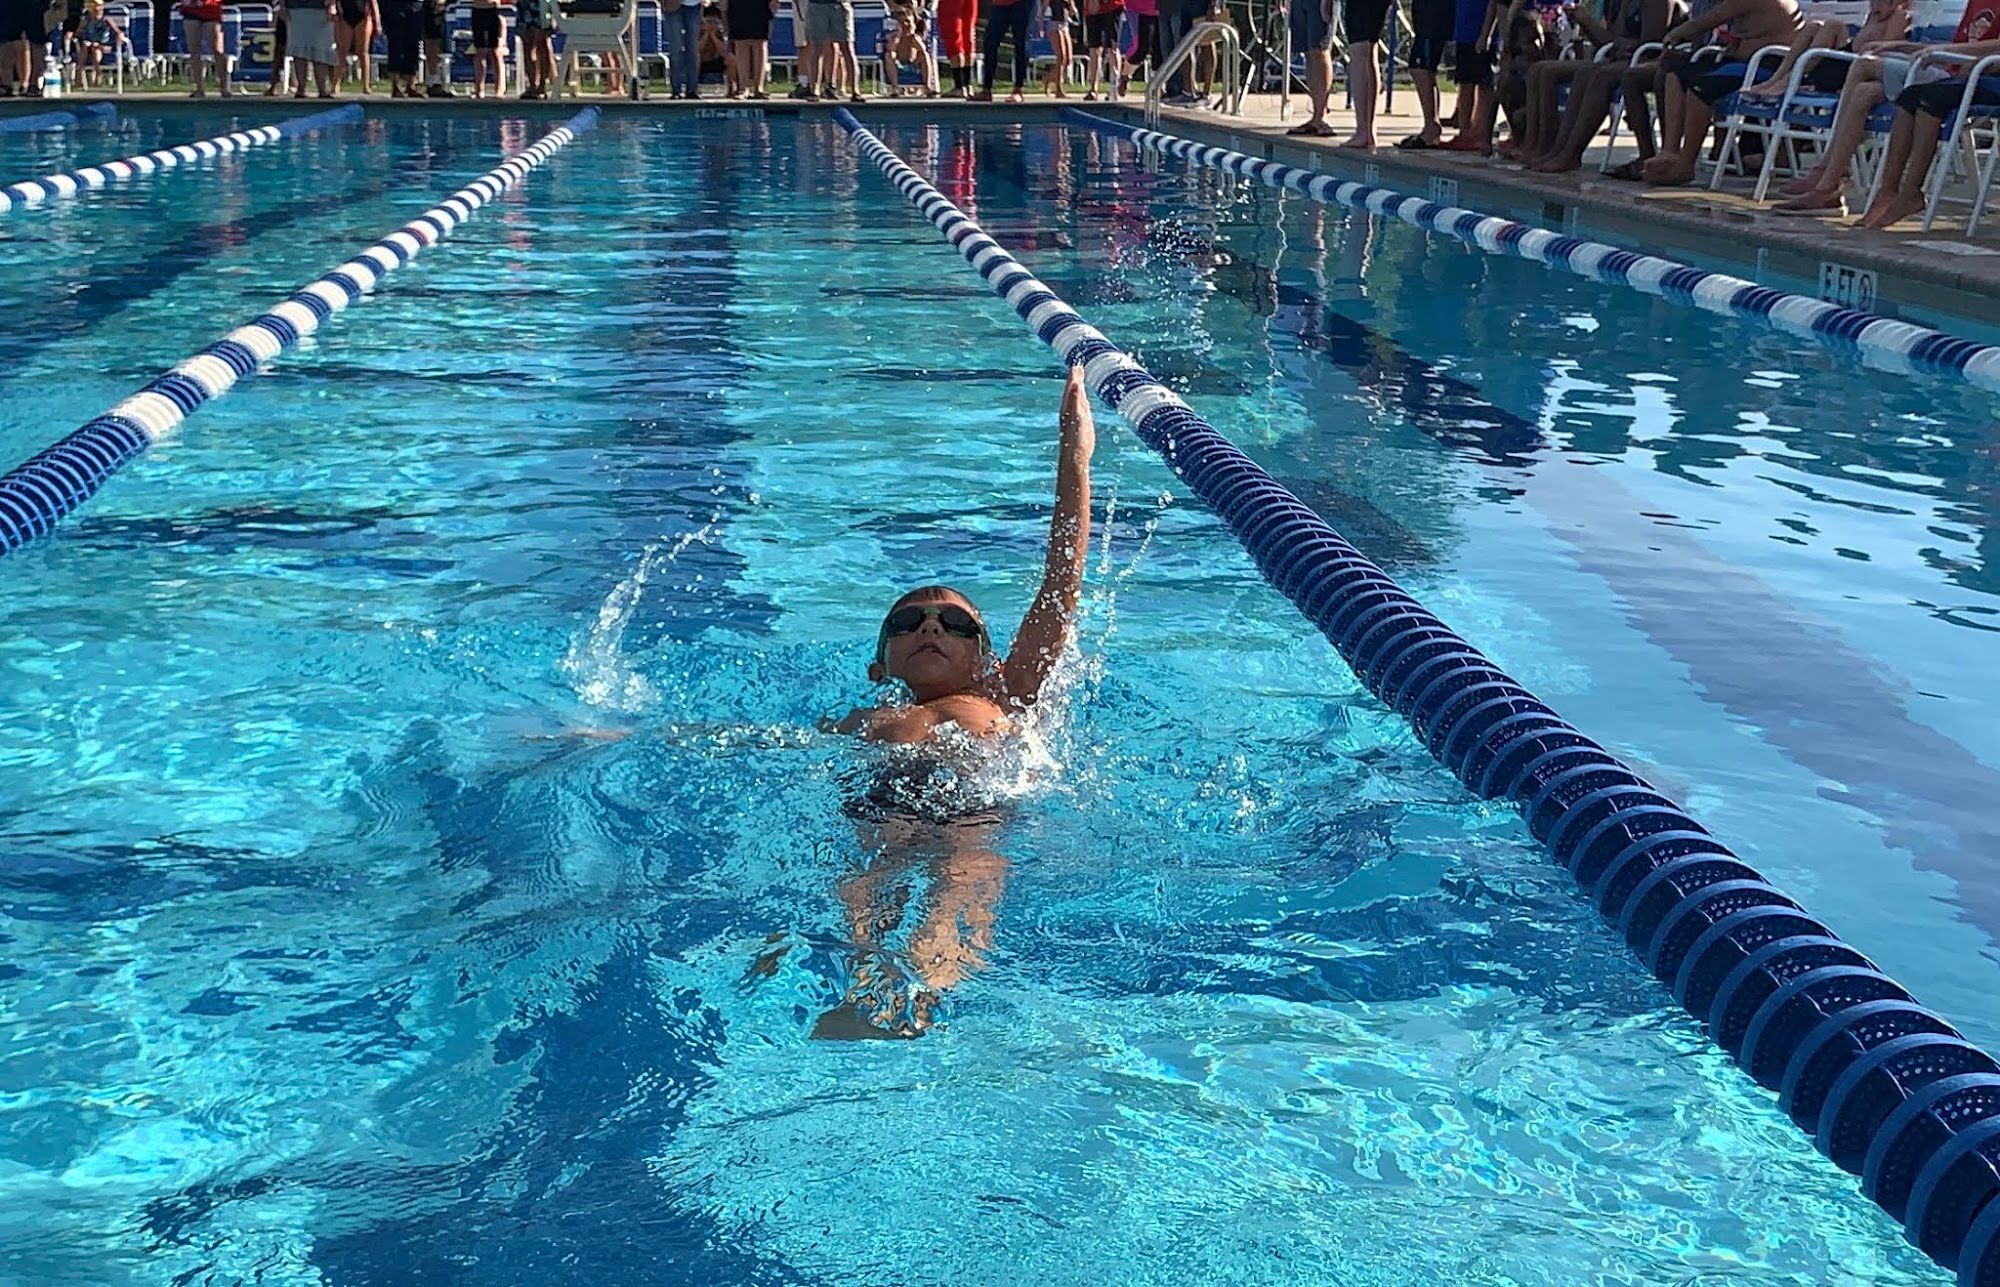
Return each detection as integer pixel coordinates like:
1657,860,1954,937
1084,9,1118,47
424,1,447,38
1126,10,1154,57
1896,74,2000,118
1451,38,1490,84
1047,0,1071,20
471,5,500,46
1341,0,1387,42
0,0,38,43
1676,58,1748,107
1800,56,1848,94
1407,0,1449,69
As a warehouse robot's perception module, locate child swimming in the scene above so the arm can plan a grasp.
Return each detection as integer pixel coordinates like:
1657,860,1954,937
832,364,1095,746
808,365,1096,1040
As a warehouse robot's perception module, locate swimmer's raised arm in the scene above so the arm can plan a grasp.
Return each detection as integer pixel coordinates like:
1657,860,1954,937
998,365,1095,709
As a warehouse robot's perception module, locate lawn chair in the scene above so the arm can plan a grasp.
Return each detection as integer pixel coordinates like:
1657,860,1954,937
768,0,798,79
854,2,887,91
554,0,636,95
1917,50,2000,232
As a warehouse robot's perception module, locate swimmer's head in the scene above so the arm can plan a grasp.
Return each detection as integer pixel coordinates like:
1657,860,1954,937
869,585,992,693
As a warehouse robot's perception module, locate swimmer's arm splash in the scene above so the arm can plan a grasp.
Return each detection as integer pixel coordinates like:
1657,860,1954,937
999,365,1095,709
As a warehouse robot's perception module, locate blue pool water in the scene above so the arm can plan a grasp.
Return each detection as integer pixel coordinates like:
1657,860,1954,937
2,112,1997,1283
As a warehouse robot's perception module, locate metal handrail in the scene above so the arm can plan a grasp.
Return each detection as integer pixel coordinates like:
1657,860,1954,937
1143,20,1243,123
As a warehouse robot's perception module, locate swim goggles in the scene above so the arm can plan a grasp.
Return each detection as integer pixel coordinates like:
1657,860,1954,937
876,603,992,662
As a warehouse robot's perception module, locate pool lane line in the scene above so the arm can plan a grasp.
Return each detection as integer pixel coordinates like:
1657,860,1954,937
0,105,360,216
0,108,599,557
833,107,2000,1282
1060,109,2000,398
0,103,116,136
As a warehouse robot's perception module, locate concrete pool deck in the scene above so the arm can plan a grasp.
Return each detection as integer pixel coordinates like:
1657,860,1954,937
8,88,2000,336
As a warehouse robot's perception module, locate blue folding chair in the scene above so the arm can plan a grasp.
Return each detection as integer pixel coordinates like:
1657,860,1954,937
228,4,279,84
635,0,666,80
853,4,886,89
768,1,798,78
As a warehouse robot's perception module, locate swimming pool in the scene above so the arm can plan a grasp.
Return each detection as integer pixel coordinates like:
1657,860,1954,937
1,110,1996,1283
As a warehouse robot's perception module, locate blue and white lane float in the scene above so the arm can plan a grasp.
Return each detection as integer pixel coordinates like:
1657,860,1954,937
1061,109,2000,396
833,107,2000,1284
0,103,116,135
0,105,360,216
0,108,598,556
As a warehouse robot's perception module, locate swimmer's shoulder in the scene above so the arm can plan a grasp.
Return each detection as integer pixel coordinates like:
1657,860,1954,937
842,691,1014,744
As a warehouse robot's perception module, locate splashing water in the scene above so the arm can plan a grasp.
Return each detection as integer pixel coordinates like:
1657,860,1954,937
560,524,715,711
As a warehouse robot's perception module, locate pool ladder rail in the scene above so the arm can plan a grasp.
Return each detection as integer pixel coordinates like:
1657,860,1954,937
1144,21,1246,125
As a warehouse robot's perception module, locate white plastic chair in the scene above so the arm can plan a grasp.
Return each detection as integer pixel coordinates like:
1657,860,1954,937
1918,51,2000,235
554,0,636,97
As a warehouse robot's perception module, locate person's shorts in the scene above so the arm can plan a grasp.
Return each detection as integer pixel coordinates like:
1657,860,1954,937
1287,0,1330,52
471,5,501,46
1340,0,1386,42
423,0,447,39
0,0,39,43
1084,8,1119,47
1451,38,1490,85
1677,57,1748,107
1406,0,1449,70
804,0,853,43
1125,10,1155,58
1047,0,1071,22
515,0,556,29
1895,73,2000,118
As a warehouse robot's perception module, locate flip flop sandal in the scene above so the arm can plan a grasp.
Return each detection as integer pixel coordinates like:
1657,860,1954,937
1394,135,1437,149
1604,159,1647,181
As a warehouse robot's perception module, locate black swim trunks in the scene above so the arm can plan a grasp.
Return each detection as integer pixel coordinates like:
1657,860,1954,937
1342,0,1388,42
1408,0,1450,70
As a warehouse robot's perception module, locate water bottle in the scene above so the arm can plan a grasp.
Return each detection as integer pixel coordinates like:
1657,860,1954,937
42,56,63,98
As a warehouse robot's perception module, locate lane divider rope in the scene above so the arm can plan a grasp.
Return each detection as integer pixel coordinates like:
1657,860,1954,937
0,102,116,135
1061,108,2000,396
0,107,599,557
833,107,2000,1285
1,105,361,216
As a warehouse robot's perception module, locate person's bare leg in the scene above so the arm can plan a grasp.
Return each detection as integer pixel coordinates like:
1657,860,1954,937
1532,64,1612,169
1775,75,1885,207
1860,110,1942,227
1305,47,1331,128
1345,39,1377,148
1643,72,1691,178
1741,19,1836,99
1411,65,1442,143
1645,90,1712,183
904,828,1009,1002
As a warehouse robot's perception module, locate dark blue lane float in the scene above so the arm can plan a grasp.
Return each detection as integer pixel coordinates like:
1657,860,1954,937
0,109,599,558
832,108,2000,1283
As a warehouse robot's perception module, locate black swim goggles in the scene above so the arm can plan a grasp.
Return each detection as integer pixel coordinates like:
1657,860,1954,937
876,603,992,661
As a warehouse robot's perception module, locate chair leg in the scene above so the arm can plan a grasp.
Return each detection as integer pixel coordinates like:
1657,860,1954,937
1751,125,1801,202
1708,116,1745,190
1969,130,1997,237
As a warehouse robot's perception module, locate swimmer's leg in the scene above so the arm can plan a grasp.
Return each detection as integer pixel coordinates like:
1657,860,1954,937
904,823,1008,1002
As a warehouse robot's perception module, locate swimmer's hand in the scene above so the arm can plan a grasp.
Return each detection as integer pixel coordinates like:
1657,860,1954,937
1060,363,1095,463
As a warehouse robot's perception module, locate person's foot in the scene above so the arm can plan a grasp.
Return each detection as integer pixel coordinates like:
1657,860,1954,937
969,88,993,101
1778,170,1827,197
1738,78,1785,100
1770,188,1846,216
1006,89,1023,103
1441,134,1488,153
1642,155,1696,185
189,86,205,98
1530,152,1583,173
849,91,864,103
1083,89,1097,101
1859,192,1925,228
1338,132,1376,150
428,83,451,98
